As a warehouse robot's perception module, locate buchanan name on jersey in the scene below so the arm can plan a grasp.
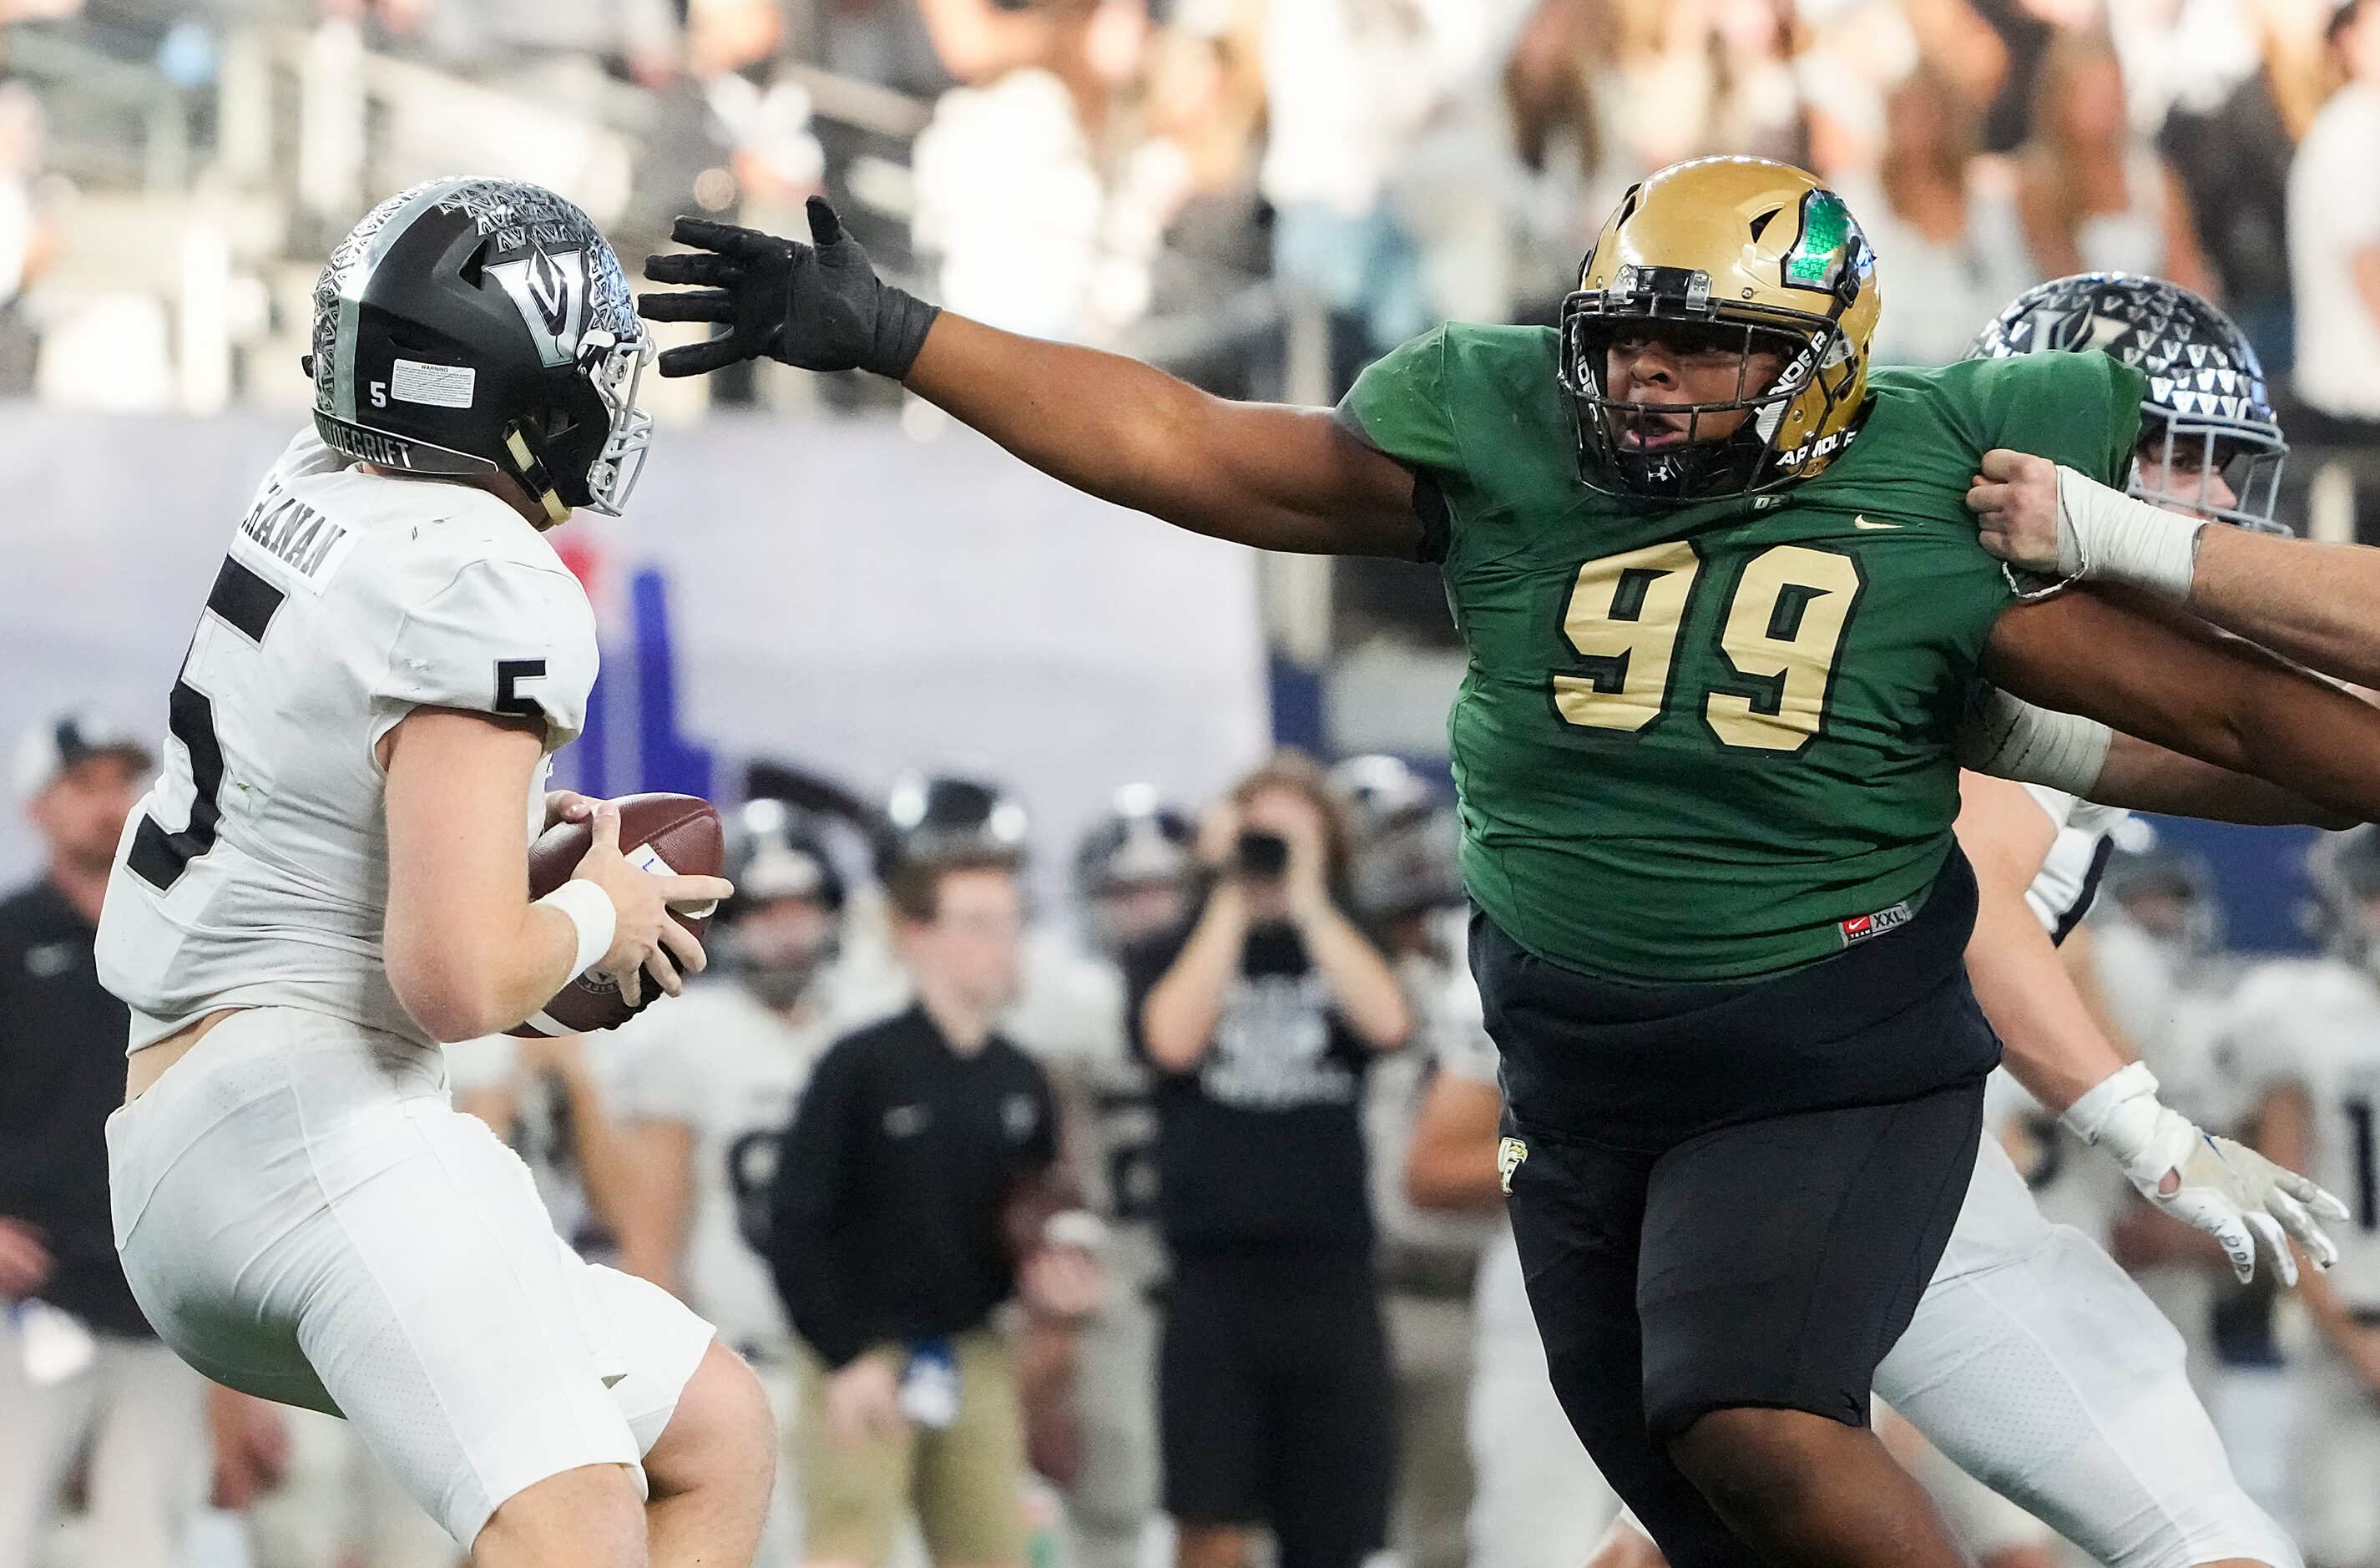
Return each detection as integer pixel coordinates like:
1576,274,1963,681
97,429,598,1051
1338,328,2142,985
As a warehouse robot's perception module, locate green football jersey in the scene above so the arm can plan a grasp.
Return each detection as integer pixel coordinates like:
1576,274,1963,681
1339,326,2145,984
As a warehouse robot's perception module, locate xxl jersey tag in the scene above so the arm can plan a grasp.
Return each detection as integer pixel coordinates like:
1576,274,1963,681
1838,900,1913,948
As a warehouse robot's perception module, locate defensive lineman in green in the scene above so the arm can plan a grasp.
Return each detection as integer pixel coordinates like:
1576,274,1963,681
639,158,2380,1567
1341,326,2138,982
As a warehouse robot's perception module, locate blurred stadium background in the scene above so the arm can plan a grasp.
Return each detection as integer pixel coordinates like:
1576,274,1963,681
4,0,2379,930
4,0,2380,1565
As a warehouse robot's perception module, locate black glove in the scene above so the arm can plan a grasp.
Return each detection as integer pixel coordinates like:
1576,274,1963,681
637,196,940,380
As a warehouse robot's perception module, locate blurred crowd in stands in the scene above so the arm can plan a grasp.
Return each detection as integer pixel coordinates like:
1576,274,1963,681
3,0,2379,443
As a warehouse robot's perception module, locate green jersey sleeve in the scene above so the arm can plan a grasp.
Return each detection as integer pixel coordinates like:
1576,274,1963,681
1337,326,1463,474
1964,352,2148,488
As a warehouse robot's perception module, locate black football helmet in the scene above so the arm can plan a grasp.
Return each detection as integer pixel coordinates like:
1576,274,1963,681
724,797,848,915
1074,784,1195,952
718,798,846,1008
1968,274,2287,533
881,770,1030,874
2100,821,2221,957
1074,785,1194,899
1328,755,1463,923
306,176,654,525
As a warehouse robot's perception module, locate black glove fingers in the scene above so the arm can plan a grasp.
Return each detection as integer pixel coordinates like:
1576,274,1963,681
637,289,738,325
655,334,750,378
668,215,785,263
644,251,744,287
805,195,846,249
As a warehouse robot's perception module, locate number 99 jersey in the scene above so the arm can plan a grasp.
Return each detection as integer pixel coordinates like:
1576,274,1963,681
1337,325,2143,987
97,427,599,1053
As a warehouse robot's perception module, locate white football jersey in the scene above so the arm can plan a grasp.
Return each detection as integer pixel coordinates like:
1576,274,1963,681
1002,935,1168,1286
2019,785,2125,941
607,981,842,1352
98,428,599,1052
2226,958,2380,1311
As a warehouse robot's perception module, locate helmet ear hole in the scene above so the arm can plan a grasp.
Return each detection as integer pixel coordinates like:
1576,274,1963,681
1749,206,1782,243
458,237,489,290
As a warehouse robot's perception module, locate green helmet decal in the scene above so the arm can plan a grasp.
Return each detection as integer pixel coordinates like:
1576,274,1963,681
1782,189,1856,294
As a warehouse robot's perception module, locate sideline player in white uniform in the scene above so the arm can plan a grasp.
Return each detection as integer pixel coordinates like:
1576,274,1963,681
1049,787,1198,1568
2233,828,2380,1568
93,177,772,1568
1572,274,2352,1568
609,797,856,1566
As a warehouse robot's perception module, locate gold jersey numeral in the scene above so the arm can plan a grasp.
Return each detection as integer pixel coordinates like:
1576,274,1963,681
1706,546,1864,752
1552,540,1702,733
1552,542,1861,753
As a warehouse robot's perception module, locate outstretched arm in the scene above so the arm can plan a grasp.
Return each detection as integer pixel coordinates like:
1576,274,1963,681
639,200,1425,558
1970,450,2380,687
1960,685,2355,827
2092,731,2357,827
1954,770,2344,1282
1981,588,2380,826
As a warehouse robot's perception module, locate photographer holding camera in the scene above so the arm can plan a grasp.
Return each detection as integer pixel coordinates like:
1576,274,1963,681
1127,751,1412,1568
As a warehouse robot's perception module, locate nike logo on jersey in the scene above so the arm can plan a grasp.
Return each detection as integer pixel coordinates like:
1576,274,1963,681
23,941,78,979
1852,514,1901,530
883,1104,929,1138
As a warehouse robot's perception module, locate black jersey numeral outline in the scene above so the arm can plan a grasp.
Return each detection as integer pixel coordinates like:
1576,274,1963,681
2347,1095,2377,1233
128,558,286,892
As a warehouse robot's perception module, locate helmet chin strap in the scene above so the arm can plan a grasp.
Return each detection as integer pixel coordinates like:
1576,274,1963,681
503,427,573,529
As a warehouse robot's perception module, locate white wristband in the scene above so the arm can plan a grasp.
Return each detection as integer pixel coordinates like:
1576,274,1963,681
1954,687,2112,797
2055,463,2203,600
2059,1060,2159,1146
537,878,618,981
2059,1060,2201,1196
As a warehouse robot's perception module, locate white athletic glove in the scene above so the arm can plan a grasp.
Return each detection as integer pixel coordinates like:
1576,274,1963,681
2061,1063,2348,1285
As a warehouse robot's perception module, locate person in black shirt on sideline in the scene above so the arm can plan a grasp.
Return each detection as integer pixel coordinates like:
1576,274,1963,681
0,712,227,1567
1125,751,1413,1568
771,847,1104,1568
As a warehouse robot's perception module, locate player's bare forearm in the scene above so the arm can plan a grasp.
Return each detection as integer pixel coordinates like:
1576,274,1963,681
1292,900,1412,1049
2089,730,2357,827
382,709,581,1040
1139,882,1250,1070
2185,525,2380,689
904,314,1425,558
1405,1075,1506,1211
1954,774,2129,1112
1985,590,2380,826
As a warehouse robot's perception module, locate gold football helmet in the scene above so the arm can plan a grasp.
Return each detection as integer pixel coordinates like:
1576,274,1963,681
1559,157,1882,500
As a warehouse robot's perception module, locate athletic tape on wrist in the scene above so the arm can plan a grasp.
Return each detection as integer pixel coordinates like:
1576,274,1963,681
537,878,618,981
2056,464,2202,600
1955,687,2112,797
2059,1060,2160,1149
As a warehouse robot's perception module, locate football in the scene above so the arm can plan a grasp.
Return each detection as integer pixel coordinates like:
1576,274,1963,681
510,792,725,1037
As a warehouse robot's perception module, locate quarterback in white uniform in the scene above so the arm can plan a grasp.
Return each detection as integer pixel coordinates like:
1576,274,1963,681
94,177,771,1568
2232,827,2380,1568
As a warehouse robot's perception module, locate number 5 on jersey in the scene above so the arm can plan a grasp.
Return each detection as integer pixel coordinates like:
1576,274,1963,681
1554,541,1863,752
